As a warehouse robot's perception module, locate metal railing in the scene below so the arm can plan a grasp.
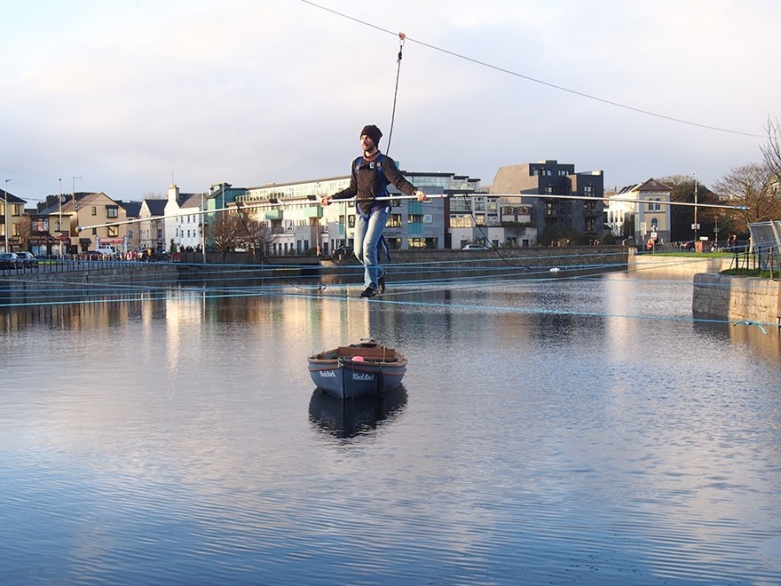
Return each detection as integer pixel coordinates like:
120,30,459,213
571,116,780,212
0,257,168,277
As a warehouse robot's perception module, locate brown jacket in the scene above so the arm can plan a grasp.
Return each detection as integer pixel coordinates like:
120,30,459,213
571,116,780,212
332,153,418,215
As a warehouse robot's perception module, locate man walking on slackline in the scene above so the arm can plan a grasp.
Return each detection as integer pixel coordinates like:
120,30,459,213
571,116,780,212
321,124,427,298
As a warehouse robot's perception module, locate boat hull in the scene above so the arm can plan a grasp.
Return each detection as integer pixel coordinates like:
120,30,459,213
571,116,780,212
308,343,407,399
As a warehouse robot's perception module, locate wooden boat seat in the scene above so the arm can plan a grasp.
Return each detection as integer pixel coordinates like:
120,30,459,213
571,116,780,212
337,346,396,361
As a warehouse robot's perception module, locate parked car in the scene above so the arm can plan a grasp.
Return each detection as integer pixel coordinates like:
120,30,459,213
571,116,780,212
95,246,118,258
680,241,694,251
15,251,38,268
0,252,20,269
463,243,488,250
140,249,169,262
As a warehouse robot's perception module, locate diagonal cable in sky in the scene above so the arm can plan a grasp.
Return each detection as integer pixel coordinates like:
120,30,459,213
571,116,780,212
299,0,764,139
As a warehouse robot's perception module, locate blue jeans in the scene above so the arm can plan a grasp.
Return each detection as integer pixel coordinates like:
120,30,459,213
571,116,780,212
353,206,389,289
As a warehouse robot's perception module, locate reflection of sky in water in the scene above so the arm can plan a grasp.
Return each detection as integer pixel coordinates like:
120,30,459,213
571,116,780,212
1,277,780,585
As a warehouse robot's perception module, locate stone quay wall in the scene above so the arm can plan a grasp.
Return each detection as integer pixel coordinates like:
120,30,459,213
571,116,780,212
629,252,734,277
631,253,779,325
693,273,781,325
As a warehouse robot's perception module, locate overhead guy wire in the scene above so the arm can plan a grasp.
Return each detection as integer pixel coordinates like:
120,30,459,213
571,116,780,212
298,0,764,139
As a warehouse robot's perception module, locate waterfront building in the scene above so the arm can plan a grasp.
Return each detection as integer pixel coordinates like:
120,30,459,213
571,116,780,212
163,185,210,252
490,160,605,242
138,198,167,252
118,201,142,253
35,192,129,255
606,178,672,246
236,169,484,255
1,188,27,253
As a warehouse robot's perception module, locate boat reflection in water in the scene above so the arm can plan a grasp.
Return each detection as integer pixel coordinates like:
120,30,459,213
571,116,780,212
309,385,408,438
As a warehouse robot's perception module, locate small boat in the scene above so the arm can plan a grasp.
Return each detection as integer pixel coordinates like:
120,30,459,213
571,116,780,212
308,340,407,399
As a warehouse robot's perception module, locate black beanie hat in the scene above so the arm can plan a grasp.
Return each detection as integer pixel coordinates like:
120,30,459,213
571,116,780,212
360,124,382,145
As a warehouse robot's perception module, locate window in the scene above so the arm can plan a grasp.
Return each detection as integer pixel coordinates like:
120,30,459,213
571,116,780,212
450,199,471,213
108,226,118,237
106,206,118,219
92,207,97,215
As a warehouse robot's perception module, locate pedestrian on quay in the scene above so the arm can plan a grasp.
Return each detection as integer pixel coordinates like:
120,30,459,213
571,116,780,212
320,124,427,298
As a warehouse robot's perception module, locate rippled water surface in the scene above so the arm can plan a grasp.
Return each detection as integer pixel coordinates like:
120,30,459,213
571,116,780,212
1,274,780,585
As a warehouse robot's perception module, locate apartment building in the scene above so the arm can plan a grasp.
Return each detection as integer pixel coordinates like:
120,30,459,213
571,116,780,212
237,169,484,255
491,160,605,242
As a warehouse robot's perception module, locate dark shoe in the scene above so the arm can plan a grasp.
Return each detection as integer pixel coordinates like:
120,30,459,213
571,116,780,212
360,286,377,298
378,274,386,294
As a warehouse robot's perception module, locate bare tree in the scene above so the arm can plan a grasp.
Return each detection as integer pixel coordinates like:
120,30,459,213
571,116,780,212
210,213,244,257
233,206,277,260
17,216,32,250
660,174,719,241
761,118,781,177
712,163,781,233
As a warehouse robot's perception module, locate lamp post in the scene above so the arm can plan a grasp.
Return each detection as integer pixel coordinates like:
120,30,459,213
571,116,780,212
692,171,699,247
58,178,63,258
201,192,206,264
3,179,9,253
72,176,82,257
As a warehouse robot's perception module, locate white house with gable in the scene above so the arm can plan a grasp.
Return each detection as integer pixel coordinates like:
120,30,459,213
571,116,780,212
164,185,207,252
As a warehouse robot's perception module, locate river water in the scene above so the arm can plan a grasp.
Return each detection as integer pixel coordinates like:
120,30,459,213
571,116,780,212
1,272,779,585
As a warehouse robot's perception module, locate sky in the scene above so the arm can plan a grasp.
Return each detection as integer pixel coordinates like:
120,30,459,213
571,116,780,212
1,0,779,204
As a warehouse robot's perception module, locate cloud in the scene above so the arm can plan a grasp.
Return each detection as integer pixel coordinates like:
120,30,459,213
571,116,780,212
0,0,777,200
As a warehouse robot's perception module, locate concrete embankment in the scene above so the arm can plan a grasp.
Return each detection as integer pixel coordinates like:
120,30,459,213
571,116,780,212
0,263,179,302
693,273,780,325
629,251,734,277
182,247,629,284
629,253,780,325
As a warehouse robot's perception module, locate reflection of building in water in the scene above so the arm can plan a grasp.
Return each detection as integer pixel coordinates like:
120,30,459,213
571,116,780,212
603,274,639,361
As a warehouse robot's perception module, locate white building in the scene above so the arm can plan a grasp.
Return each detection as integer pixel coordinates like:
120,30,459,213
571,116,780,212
164,185,208,252
237,170,483,255
607,178,672,245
